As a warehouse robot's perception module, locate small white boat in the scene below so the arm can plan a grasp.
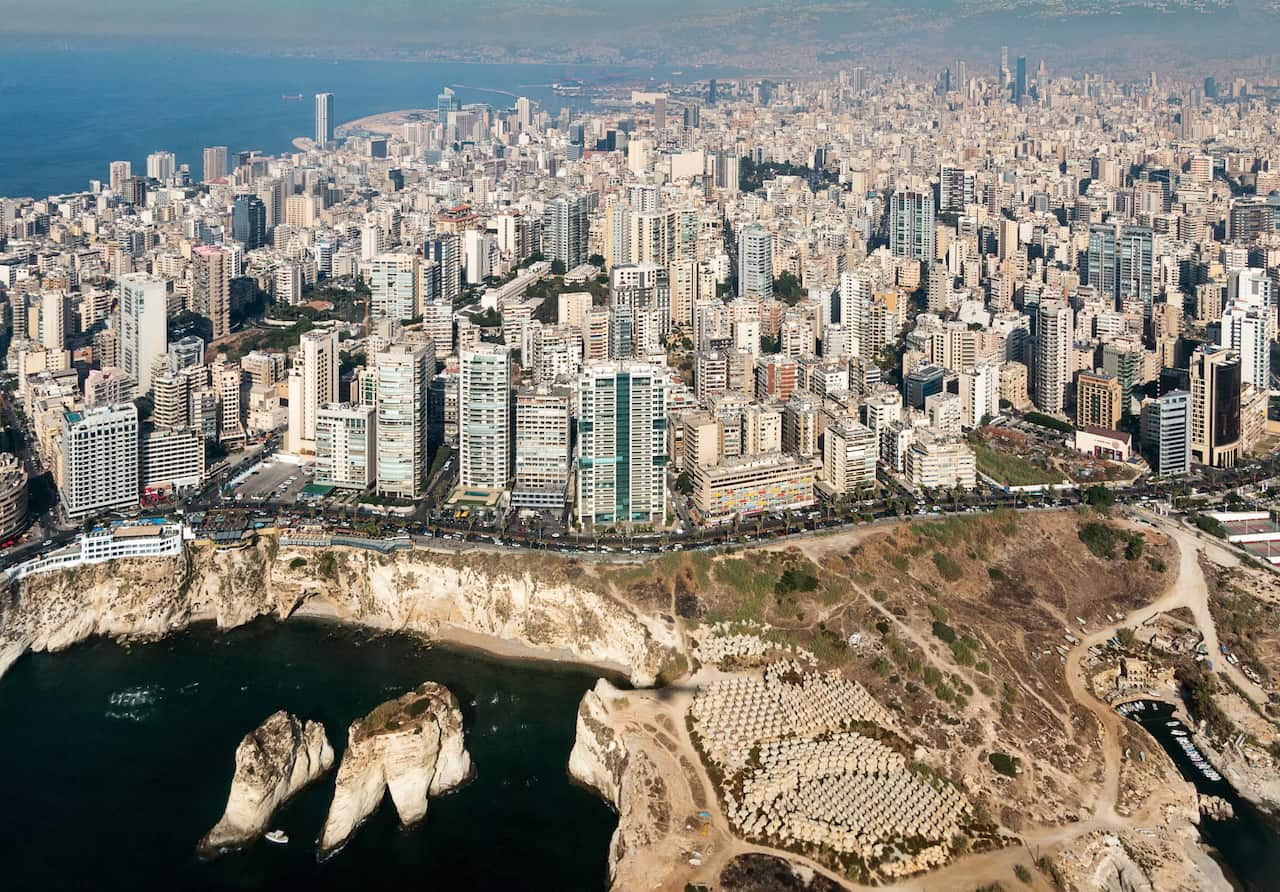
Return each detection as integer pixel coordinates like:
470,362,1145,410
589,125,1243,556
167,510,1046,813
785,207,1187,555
264,830,289,845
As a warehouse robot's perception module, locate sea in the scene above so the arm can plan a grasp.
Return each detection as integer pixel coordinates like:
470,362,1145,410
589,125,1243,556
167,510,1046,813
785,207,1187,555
0,618,617,891
0,43,724,200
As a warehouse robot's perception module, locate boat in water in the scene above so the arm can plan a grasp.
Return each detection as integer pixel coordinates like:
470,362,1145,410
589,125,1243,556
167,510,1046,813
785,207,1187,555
264,830,288,845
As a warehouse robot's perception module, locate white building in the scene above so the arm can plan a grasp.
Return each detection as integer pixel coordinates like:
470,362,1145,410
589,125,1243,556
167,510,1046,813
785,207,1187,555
512,386,571,509
286,328,338,456
118,273,168,396
316,403,376,490
140,426,205,493
577,362,668,526
57,403,139,520
822,417,877,496
375,344,430,499
459,344,512,492
1035,300,1073,415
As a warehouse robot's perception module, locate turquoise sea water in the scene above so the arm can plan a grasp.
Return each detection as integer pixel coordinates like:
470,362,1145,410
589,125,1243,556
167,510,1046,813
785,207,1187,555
0,619,616,890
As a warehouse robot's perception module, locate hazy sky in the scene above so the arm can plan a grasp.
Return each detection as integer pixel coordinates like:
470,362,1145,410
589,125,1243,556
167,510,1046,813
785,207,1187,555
0,0,1271,70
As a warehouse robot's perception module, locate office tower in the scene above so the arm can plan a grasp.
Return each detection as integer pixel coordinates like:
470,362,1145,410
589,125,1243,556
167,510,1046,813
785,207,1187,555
543,192,590,271
1141,391,1191,476
459,345,512,491
1117,226,1154,315
57,403,139,521
1075,371,1123,430
889,190,935,262
1204,76,1217,98
1190,346,1242,468
512,386,572,508
192,245,232,340
1035,300,1073,415
737,224,773,300
576,362,668,527
822,418,877,496
374,344,431,499
315,92,334,146
708,79,717,104
202,146,228,183
231,194,267,250
904,363,945,410
118,273,168,397
146,151,176,181
999,46,1009,84
369,252,420,320
108,160,132,192
437,87,458,126
653,95,666,130
939,165,975,213
286,328,338,455
1085,224,1118,303
316,403,376,490
516,95,533,131
1014,56,1027,102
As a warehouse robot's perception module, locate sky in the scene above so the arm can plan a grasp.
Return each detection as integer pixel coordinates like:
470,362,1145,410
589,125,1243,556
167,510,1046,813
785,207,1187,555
0,0,1272,70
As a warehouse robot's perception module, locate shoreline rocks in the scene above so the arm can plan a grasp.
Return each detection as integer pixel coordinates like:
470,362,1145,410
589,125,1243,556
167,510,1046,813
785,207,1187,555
197,711,334,858
317,682,472,858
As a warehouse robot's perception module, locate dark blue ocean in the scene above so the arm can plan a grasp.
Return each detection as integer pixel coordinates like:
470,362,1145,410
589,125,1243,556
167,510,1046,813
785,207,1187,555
0,43,716,199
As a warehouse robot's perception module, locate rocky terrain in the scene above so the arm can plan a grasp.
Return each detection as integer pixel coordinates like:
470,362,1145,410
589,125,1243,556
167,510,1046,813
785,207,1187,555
0,538,679,686
318,682,472,857
197,711,334,857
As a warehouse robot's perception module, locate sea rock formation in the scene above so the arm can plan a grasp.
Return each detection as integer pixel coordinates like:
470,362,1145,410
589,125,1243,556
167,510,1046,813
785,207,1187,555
317,682,472,858
197,711,334,857
0,538,679,686
568,679,670,886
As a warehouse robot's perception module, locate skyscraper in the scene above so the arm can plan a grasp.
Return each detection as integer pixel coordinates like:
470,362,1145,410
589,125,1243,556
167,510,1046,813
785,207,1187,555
108,160,131,192
231,194,267,250
286,328,339,456
1014,56,1027,103
146,151,176,182
512,385,571,509
1035,300,1073,415
375,344,431,499
737,224,773,300
1086,224,1118,302
576,362,668,527
1190,346,1242,468
202,146,228,183
315,92,334,147
889,189,935,262
1141,391,1191,476
119,273,168,397
459,345,512,492
543,192,590,272
191,245,232,340
1116,226,1154,315
316,403,375,490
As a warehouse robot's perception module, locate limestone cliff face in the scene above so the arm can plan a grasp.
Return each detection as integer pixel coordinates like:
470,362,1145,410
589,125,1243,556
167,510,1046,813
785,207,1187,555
317,682,471,858
0,540,679,686
568,679,669,887
197,711,334,857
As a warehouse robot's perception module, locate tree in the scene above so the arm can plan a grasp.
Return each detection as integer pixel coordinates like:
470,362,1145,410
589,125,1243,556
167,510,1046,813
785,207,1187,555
773,271,805,305
676,472,694,496
1082,485,1115,510
588,253,605,267
550,259,566,275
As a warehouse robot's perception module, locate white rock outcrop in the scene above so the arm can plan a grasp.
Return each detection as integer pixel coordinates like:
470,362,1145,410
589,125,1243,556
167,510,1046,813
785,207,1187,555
197,710,334,857
317,682,472,858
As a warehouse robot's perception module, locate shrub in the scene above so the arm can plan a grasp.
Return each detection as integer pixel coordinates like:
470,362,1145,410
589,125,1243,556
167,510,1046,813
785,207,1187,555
775,566,819,595
288,557,306,570
988,565,1006,581
1124,534,1145,561
1014,863,1033,884
1082,485,1115,509
932,620,957,644
988,752,1020,776
932,551,964,582
1078,522,1120,559
1189,514,1228,538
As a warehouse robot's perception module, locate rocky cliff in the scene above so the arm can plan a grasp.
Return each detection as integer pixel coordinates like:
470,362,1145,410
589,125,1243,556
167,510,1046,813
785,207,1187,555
317,682,471,858
0,539,679,686
568,679,671,887
197,711,334,857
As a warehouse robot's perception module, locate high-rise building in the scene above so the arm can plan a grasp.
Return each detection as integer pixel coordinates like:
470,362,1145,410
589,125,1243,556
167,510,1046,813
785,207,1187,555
57,404,139,521
939,165,975,213
202,146,228,183
576,362,668,527
191,245,232,340
1141,390,1191,476
108,160,132,192
889,190,935,262
427,234,462,302
1014,56,1027,103
374,344,431,499
1035,300,1073,415
1086,224,1117,302
1075,371,1123,431
437,87,458,129
543,192,590,271
146,151,176,182
232,195,267,249
1117,226,1154,315
1219,303,1271,389
512,386,571,509
316,403,375,490
315,92,334,147
459,345,512,491
1190,346,1242,468
822,418,877,496
286,328,339,456
737,224,773,300
369,251,422,321
119,273,168,397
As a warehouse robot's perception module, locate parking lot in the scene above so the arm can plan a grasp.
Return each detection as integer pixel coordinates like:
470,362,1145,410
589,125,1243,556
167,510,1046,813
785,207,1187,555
233,460,312,504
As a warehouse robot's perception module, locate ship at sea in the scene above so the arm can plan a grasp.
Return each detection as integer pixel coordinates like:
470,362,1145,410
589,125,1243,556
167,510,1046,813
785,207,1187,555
282,94,304,100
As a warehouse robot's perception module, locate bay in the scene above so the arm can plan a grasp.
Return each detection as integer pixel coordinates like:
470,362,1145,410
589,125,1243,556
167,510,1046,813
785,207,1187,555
0,618,616,890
